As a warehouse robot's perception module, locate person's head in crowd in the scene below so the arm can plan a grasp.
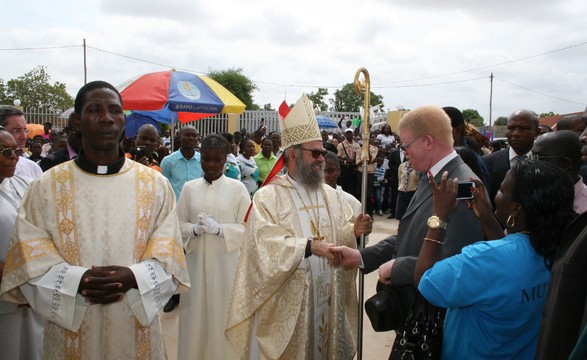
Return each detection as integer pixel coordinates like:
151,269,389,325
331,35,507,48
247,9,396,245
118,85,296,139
375,155,384,168
321,130,329,143
240,138,256,159
52,135,67,154
506,109,540,156
253,130,263,145
260,137,273,158
179,126,199,152
331,132,341,142
0,105,28,149
122,137,134,153
135,124,160,159
345,119,352,129
43,122,52,135
381,124,392,136
233,131,242,146
538,124,553,135
372,138,381,151
72,80,125,165
532,130,582,183
398,105,454,173
323,142,337,154
331,138,339,147
239,127,247,138
491,139,506,152
497,159,575,268
220,132,237,156
32,135,44,143
455,146,483,180
65,111,83,153
0,126,21,181
344,128,354,142
270,131,281,152
443,106,466,147
557,114,586,136
323,151,340,189
29,141,43,159
200,134,231,183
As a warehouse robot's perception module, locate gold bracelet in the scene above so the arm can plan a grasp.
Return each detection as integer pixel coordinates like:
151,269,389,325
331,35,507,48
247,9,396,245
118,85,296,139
424,237,444,245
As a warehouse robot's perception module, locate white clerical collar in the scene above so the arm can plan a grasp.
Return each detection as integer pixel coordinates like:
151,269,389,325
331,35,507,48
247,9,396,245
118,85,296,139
429,150,458,178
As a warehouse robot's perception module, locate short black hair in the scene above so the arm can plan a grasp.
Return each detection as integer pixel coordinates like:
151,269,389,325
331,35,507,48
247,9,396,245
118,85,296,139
0,106,24,127
201,133,230,155
74,80,122,114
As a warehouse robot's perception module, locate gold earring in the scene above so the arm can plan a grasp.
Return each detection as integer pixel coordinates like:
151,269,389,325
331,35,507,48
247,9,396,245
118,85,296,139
507,215,515,228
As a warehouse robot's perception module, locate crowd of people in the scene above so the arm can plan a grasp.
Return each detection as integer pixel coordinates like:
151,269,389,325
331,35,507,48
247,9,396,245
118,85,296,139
0,80,586,359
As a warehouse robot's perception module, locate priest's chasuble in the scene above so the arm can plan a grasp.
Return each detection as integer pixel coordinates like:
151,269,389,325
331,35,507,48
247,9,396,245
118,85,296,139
226,175,358,360
0,159,190,360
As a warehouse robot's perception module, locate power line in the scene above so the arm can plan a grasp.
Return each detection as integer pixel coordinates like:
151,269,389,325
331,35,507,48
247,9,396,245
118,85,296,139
493,76,586,106
372,76,487,89
0,45,82,51
87,46,206,74
373,40,587,85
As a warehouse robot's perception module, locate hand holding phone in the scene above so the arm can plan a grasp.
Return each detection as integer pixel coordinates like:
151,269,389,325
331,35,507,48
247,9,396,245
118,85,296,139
457,181,476,200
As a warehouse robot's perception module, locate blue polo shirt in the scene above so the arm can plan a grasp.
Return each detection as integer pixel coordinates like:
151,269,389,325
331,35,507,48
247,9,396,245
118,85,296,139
419,233,550,359
160,149,203,200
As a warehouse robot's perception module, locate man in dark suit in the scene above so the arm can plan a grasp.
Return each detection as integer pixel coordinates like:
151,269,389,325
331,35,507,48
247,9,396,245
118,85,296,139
39,113,82,171
536,212,587,359
482,109,540,205
332,105,485,358
385,146,403,218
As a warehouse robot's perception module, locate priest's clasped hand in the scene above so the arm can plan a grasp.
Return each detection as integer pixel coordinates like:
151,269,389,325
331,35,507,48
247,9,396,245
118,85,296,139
195,213,224,237
78,265,138,305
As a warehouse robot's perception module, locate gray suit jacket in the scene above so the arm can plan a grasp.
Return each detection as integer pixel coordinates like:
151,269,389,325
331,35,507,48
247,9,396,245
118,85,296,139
360,156,485,286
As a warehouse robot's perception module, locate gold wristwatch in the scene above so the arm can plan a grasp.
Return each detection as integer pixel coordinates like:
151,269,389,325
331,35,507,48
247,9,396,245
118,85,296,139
427,215,448,230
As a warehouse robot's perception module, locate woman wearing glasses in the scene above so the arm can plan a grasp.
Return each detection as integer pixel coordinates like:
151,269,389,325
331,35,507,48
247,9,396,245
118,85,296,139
0,126,44,360
0,106,42,179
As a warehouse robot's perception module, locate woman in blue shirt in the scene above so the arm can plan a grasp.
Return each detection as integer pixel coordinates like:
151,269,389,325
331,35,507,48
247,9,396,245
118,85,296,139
414,159,576,359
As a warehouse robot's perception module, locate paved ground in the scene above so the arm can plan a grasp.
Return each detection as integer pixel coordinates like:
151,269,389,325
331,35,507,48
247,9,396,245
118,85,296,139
161,213,399,359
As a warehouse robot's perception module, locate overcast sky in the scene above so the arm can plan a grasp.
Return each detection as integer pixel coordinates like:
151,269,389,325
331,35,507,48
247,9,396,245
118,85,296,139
1,0,586,124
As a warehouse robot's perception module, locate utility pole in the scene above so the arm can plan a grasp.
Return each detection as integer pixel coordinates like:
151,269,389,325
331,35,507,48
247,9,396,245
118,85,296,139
83,38,87,84
489,73,494,126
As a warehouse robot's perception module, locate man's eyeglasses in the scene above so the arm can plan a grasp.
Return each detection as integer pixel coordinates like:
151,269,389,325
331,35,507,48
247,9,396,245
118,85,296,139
8,128,29,134
0,147,24,158
299,148,327,159
400,137,422,151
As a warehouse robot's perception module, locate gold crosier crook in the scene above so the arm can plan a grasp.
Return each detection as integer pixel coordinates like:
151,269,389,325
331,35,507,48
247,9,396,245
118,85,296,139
353,67,370,360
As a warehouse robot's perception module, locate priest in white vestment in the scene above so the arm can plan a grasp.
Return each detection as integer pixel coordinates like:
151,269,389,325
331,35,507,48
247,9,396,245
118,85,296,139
226,95,373,360
176,134,251,360
0,81,190,359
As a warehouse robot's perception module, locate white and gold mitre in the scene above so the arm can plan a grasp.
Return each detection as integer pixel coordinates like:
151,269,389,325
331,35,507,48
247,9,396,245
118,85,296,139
279,94,322,149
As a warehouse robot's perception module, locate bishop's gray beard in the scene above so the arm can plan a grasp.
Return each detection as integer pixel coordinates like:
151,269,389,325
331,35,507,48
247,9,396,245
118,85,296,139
294,157,324,191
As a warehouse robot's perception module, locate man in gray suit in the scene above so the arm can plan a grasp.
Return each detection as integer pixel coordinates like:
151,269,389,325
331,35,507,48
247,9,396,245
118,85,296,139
332,105,485,358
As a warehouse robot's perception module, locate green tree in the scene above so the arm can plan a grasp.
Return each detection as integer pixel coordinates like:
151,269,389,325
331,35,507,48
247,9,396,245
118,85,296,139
493,116,508,126
330,83,384,112
307,88,329,112
539,112,557,118
0,79,7,104
207,67,259,110
263,103,273,111
3,66,73,110
462,109,484,127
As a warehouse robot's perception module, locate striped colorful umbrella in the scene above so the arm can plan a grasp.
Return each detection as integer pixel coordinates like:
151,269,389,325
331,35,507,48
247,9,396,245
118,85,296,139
118,70,246,123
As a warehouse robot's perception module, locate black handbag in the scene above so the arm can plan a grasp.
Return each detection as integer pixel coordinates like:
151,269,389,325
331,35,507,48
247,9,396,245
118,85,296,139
364,282,409,332
392,290,445,360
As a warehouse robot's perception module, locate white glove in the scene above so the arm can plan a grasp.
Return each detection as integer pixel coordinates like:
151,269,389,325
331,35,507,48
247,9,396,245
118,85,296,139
199,214,223,237
192,222,204,236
